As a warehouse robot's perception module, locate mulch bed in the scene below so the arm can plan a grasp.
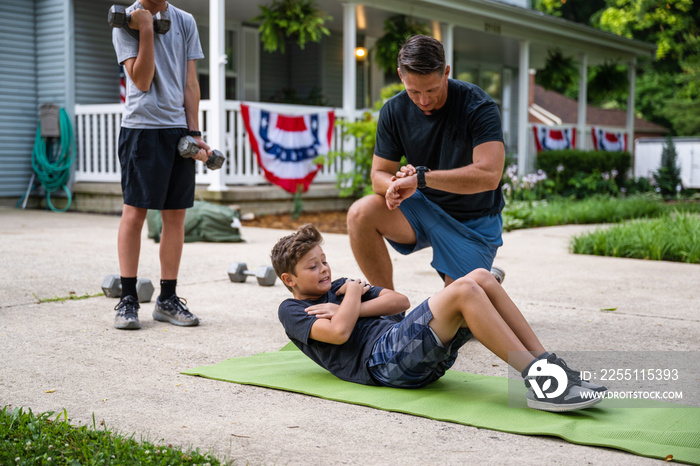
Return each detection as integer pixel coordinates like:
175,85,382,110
241,210,349,234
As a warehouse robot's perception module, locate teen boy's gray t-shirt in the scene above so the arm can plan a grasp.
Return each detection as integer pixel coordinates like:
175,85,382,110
112,1,204,128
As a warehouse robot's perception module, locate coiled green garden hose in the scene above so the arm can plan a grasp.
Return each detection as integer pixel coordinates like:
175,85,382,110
29,107,76,212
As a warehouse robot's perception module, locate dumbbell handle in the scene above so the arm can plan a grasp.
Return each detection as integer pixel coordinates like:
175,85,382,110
108,5,171,34
177,135,225,170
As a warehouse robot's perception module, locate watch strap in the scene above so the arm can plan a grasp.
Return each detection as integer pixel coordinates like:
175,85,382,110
416,166,429,189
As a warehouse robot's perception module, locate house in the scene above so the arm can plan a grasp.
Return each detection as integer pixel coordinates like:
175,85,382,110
528,77,667,172
529,79,666,149
0,0,656,213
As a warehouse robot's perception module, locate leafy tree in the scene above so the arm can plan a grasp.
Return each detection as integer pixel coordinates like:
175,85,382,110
533,0,700,135
533,0,606,23
592,0,700,135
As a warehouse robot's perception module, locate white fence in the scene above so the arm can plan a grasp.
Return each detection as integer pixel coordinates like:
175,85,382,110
73,100,357,188
635,138,700,189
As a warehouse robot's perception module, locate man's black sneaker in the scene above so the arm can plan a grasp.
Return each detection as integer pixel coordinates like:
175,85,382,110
490,266,506,284
153,295,199,327
525,383,602,412
114,296,141,330
549,354,608,393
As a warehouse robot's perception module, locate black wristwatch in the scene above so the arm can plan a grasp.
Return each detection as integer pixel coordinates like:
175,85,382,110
187,130,202,137
416,166,429,189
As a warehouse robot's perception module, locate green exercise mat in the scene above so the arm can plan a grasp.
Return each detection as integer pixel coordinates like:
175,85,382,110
183,345,700,465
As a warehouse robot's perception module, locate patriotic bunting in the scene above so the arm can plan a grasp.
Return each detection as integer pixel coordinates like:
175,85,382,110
241,104,334,194
533,125,576,152
120,66,126,103
591,126,627,152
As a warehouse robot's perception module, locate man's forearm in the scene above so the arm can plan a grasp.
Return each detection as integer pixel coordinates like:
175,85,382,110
371,172,394,196
422,165,501,194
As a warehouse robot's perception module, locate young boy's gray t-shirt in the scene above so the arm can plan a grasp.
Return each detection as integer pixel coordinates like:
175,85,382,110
112,1,204,128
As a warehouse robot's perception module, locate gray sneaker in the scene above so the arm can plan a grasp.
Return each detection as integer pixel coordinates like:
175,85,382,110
114,296,141,330
153,295,199,327
490,266,506,284
549,354,608,393
525,383,602,412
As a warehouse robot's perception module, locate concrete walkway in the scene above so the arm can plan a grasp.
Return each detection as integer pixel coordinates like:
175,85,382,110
1,208,698,465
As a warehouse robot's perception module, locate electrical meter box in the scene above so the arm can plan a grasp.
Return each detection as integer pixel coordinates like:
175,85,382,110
40,103,61,138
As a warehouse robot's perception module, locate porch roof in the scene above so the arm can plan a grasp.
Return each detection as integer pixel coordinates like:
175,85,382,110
176,0,656,68
530,85,667,134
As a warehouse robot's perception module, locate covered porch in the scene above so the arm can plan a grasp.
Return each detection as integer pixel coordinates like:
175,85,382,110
65,0,657,215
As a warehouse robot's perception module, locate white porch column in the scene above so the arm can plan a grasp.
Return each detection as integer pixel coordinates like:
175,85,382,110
517,40,530,176
626,57,637,157
208,0,226,191
441,23,454,76
343,2,357,118
577,53,588,150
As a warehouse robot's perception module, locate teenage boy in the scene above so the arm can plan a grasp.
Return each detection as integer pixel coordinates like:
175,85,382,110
111,0,208,329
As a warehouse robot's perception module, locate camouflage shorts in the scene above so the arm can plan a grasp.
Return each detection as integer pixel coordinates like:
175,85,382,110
368,299,472,388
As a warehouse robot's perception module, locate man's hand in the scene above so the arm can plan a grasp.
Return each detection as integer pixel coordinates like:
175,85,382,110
385,174,417,210
305,303,339,319
336,278,371,296
192,136,211,163
395,164,417,179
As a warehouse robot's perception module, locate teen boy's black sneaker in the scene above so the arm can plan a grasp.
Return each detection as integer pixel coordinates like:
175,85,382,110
525,383,602,412
548,353,608,393
153,295,199,327
114,296,141,330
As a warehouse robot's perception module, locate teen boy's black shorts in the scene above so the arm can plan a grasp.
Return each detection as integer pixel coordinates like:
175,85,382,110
118,127,195,210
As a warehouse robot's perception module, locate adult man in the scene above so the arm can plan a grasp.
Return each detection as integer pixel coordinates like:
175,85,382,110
111,0,209,329
347,35,505,290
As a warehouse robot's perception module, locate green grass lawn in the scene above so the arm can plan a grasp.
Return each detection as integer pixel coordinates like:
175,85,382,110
503,194,700,232
0,406,229,466
504,195,700,264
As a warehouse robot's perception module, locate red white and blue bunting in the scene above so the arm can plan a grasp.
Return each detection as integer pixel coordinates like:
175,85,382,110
241,104,334,194
532,125,576,152
591,126,627,152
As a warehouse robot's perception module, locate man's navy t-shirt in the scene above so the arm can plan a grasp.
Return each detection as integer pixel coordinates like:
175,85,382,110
374,79,505,221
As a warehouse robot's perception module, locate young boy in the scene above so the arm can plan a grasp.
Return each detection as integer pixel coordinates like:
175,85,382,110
271,224,606,412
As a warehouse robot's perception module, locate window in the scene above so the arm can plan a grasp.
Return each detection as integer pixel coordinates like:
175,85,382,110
198,24,239,100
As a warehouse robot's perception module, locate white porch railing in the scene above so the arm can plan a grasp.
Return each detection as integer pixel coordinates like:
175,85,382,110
73,100,357,188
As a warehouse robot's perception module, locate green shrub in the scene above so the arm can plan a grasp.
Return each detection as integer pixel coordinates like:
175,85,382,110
536,149,631,198
653,135,683,198
322,83,404,198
